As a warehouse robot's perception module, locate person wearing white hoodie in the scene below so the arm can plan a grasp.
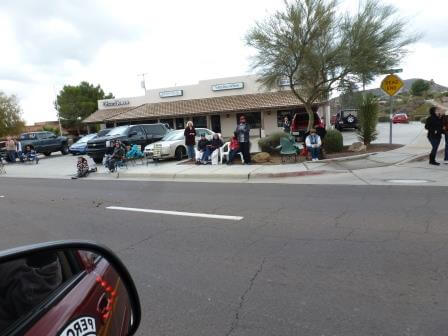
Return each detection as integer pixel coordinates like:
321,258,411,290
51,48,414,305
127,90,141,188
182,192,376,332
305,129,322,161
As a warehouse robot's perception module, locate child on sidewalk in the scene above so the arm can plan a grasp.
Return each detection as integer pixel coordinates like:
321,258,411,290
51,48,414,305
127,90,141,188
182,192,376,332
76,156,89,178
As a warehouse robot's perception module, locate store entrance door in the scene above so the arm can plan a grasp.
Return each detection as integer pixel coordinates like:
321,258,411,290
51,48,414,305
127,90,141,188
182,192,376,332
211,115,221,133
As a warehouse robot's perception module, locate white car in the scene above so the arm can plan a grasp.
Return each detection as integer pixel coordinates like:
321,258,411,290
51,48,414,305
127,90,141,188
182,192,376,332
144,128,216,160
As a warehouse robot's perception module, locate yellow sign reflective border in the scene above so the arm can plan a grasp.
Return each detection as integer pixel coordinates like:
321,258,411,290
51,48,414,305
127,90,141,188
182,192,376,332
381,74,404,96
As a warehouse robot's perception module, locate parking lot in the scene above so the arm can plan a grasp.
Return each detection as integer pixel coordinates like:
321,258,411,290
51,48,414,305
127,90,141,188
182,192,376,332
342,121,423,145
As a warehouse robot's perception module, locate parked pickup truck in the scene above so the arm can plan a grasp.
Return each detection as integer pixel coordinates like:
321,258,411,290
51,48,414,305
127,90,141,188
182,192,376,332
87,123,170,164
19,132,69,156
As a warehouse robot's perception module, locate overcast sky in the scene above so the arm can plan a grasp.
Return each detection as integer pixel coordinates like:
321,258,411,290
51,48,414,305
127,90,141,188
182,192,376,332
0,0,447,124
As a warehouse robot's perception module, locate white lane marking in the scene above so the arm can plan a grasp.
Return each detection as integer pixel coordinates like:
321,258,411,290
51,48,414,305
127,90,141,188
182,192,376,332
106,206,243,221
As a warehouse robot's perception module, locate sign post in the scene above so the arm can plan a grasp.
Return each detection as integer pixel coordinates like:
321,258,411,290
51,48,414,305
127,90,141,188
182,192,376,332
380,72,404,144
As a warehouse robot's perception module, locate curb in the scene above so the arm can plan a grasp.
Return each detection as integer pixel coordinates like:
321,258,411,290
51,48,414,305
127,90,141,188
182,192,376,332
317,153,371,163
249,169,343,179
95,168,345,181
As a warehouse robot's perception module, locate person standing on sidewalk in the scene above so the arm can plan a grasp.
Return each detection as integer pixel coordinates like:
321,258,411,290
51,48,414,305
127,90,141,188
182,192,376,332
184,121,196,161
5,136,16,163
425,106,443,166
442,110,448,164
283,117,291,133
235,115,251,164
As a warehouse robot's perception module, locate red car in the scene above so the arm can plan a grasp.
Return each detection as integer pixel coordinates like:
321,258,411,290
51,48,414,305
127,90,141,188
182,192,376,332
0,241,141,336
392,113,409,124
290,110,325,138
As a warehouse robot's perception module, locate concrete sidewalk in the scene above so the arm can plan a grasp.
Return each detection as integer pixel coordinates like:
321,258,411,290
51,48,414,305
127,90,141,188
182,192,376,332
1,127,438,182
93,126,436,180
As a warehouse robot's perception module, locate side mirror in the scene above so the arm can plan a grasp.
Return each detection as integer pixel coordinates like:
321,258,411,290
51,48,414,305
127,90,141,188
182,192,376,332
0,241,141,336
128,131,137,137
50,135,57,139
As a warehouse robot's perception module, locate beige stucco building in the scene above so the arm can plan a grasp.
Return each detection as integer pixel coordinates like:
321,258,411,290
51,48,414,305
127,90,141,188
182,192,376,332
84,74,329,138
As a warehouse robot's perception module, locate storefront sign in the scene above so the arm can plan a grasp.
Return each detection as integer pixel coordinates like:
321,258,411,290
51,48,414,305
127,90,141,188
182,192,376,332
278,78,292,87
102,100,130,107
159,90,183,98
211,82,244,91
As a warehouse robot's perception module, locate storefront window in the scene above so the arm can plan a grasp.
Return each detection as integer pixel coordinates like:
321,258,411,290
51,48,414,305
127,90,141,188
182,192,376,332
133,119,157,124
175,118,184,130
277,109,297,127
160,118,174,129
236,112,261,129
193,116,207,128
278,107,318,127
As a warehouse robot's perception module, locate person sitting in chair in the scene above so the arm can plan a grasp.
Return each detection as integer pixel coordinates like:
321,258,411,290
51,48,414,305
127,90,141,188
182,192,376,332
202,133,223,164
196,134,209,164
107,141,125,172
305,129,322,161
20,145,39,163
227,132,240,165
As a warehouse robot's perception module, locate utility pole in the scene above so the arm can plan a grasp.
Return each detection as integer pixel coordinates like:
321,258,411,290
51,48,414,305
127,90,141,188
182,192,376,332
138,73,148,95
53,85,63,136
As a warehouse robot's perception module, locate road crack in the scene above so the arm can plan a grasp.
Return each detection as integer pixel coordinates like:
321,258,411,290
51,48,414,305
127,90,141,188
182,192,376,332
225,257,267,336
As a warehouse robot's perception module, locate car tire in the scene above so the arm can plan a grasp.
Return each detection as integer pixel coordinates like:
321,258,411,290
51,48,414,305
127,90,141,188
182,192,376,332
93,157,103,164
61,145,69,155
44,152,51,156
175,146,186,161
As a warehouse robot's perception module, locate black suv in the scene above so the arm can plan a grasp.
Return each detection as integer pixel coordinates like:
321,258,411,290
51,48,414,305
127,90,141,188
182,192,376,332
334,109,359,131
19,132,69,156
87,123,170,163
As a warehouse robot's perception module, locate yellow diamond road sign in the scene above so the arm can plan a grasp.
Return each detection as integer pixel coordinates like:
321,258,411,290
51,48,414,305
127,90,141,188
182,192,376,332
381,74,404,96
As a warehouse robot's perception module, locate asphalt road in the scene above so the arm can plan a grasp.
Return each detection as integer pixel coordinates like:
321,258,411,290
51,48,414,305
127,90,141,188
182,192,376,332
1,178,448,336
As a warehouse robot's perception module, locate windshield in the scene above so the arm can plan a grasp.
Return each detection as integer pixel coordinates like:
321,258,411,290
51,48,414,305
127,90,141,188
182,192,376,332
107,126,129,136
19,133,37,140
97,129,111,137
161,131,184,141
343,110,358,117
76,134,97,144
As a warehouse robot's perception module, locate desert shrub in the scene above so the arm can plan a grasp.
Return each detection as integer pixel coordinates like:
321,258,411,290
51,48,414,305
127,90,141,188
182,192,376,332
42,125,60,136
414,103,433,116
357,94,378,145
323,129,343,153
258,131,288,153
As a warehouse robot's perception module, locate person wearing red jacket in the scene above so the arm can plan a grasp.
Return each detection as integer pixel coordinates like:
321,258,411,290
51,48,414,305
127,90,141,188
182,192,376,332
227,132,241,165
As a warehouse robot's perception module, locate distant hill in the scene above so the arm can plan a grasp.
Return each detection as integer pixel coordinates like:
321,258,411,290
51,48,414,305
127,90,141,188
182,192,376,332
366,78,448,97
